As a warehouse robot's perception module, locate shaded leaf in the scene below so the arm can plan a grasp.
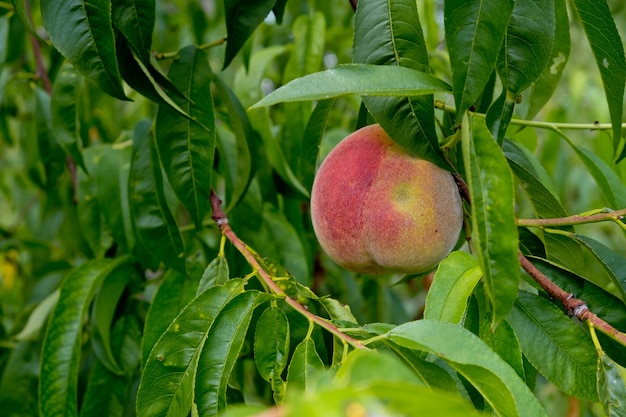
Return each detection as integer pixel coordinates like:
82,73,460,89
129,120,186,273
50,63,87,172
575,235,626,304
223,0,276,69
155,46,215,228
111,0,155,63
254,304,290,381
444,0,515,117
251,64,451,108
462,115,519,327
41,0,127,99
508,291,599,401
301,98,334,191
572,0,626,157
39,256,132,417
198,253,230,295
597,353,626,417
353,0,447,168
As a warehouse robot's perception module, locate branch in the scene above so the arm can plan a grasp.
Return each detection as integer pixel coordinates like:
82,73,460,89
24,0,52,93
518,253,626,348
210,190,367,350
517,208,626,227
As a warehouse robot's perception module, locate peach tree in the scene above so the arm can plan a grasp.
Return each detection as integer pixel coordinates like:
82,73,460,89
1,0,626,416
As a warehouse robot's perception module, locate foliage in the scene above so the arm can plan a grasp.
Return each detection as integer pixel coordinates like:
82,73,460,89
1,0,626,416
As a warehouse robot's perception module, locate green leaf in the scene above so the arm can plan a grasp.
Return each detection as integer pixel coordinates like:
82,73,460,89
286,337,325,392
129,120,186,273
141,269,200,366
14,290,60,341
508,291,599,401
50,63,87,172
254,304,290,381
39,256,132,417
387,320,548,417
79,316,142,417
155,46,215,228
195,291,264,416
223,0,276,69
41,0,127,100
77,147,114,258
497,0,556,96
301,98,334,191
90,265,132,375
525,0,570,119
353,0,447,168
213,76,256,212
572,0,626,157
136,279,244,417
93,144,134,253
444,0,515,117
462,115,519,327
597,353,626,417
424,251,482,324
0,341,40,416
562,142,626,208
111,0,155,63
198,253,230,295
250,64,451,108
574,235,626,304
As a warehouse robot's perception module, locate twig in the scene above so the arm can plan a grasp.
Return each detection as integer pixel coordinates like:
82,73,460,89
517,208,626,227
154,37,227,60
518,253,626,348
210,190,367,350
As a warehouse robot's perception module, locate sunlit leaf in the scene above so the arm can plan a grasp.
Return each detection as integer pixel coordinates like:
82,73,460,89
254,304,290,382
251,64,451,108
287,337,324,392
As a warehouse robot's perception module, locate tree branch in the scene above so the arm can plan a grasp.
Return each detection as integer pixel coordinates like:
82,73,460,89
518,253,626,348
210,190,367,350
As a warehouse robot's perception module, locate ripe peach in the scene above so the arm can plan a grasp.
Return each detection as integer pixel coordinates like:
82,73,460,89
310,124,464,275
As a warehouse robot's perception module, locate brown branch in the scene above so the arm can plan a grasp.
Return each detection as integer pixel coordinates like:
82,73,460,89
517,208,626,227
452,173,471,204
210,190,367,350
518,252,626,347
24,0,52,93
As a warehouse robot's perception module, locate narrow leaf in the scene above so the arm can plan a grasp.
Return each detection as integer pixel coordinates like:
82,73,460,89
424,251,482,324
575,235,626,303
462,115,519,327
195,291,263,416
155,46,215,228
508,291,599,401
223,0,276,69
353,0,447,168
39,256,132,417
572,0,626,155
301,98,334,191
129,120,186,273
388,320,549,417
250,64,451,108
50,63,87,171
111,0,155,63
497,0,556,95
136,279,244,417
41,0,127,100
444,0,515,117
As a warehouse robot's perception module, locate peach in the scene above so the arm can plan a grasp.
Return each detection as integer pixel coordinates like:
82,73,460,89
310,124,464,275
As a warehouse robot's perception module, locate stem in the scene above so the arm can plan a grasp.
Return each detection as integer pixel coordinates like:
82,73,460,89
349,0,358,11
24,0,52,93
154,37,227,60
517,208,626,227
434,100,626,131
210,190,367,350
519,253,626,348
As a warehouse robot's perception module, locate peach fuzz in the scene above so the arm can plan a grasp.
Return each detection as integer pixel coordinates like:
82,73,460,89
310,124,464,274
